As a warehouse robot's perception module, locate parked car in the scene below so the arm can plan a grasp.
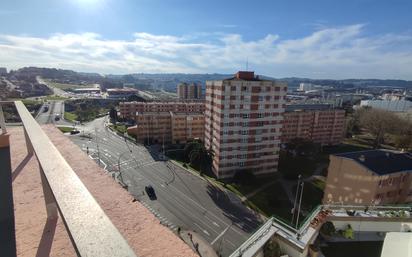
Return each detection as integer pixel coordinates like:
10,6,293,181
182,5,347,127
145,185,156,200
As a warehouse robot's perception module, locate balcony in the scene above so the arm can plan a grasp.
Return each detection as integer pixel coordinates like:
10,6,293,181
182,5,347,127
0,101,196,257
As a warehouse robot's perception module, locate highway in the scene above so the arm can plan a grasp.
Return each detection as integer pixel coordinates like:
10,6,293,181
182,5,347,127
36,100,70,125
68,117,263,257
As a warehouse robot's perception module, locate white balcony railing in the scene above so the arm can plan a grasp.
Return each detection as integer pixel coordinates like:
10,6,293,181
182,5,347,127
0,101,137,257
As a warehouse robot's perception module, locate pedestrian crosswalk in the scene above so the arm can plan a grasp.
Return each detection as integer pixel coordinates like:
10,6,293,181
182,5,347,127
140,201,178,232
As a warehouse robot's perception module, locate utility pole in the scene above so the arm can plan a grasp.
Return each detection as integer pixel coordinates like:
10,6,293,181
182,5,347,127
295,181,305,230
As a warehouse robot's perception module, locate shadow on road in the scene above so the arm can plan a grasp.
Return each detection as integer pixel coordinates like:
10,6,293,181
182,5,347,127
206,184,262,233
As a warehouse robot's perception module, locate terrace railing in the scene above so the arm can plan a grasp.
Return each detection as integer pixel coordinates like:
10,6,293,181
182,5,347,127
0,101,137,257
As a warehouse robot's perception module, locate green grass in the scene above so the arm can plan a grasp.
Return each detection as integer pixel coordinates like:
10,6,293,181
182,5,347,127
311,177,326,191
228,176,278,196
109,124,127,134
58,126,74,133
64,112,78,122
21,99,42,105
44,95,68,100
44,79,93,90
248,181,294,222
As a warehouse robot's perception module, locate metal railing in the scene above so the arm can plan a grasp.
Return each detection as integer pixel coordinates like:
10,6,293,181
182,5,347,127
1,101,137,257
228,217,275,257
228,203,412,257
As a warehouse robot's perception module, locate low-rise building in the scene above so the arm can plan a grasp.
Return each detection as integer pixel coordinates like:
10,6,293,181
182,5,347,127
106,87,139,99
119,101,205,120
127,111,204,144
281,104,345,146
360,99,412,112
323,149,412,205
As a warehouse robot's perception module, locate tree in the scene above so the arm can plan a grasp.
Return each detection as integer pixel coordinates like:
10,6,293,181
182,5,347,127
263,238,281,257
320,221,336,236
183,140,202,162
358,108,403,148
287,138,319,156
109,107,118,124
188,144,214,175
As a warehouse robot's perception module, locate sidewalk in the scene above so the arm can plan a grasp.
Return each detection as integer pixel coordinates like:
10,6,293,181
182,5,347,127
179,230,218,257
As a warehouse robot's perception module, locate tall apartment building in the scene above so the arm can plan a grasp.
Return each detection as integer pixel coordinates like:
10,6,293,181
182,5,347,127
323,150,412,205
177,83,202,99
119,101,205,120
281,104,345,146
127,111,204,145
204,71,287,179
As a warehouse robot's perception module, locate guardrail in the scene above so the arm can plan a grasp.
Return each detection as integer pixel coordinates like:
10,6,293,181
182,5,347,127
1,101,137,257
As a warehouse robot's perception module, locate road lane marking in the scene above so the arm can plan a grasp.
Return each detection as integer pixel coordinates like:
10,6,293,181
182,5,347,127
211,224,231,245
194,223,210,236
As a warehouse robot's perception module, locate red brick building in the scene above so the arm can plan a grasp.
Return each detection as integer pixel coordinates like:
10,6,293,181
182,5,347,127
204,71,287,179
281,104,345,146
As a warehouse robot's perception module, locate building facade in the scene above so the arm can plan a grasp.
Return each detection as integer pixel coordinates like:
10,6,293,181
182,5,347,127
127,111,204,144
281,104,345,146
204,71,287,179
177,83,202,99
323,150,412,205
360,99,412,112
119,101,205,120
106,88,139,99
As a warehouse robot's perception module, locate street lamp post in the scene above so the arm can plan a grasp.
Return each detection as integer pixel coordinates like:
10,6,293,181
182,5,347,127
295,181,305,230
291,174,302,225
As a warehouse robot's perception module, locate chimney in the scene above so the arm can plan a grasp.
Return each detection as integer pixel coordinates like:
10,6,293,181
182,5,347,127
235,71,255,80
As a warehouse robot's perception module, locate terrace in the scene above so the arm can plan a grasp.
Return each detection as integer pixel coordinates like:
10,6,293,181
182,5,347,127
0,101,196,257
229,205,412,257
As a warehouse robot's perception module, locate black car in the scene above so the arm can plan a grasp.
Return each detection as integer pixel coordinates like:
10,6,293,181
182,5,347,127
145,185,156,200
70,130,80,135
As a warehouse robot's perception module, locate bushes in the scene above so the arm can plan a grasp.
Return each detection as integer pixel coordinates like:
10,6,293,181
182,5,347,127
320,221,336,236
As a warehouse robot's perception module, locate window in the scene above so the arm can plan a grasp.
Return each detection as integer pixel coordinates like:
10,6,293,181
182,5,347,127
258,96,264,101
241,130,248,135
238,162,245,167
257,113,263,118
242,114,249,119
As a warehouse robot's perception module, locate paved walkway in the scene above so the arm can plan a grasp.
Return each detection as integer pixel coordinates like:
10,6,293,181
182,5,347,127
180,230,219,257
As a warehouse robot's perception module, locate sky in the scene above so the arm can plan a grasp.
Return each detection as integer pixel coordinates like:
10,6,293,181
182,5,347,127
0,0,412,79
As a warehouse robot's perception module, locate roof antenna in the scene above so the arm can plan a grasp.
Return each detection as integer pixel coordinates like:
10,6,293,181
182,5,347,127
246,58,249,71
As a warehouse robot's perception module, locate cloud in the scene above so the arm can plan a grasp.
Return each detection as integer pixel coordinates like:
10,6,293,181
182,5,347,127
1,24,412,79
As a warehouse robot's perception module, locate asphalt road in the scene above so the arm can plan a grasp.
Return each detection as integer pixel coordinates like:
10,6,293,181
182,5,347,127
68,117,263,257
36,100,72,126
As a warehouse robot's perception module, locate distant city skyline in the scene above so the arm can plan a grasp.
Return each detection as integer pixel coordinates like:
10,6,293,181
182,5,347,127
1,0,412,79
